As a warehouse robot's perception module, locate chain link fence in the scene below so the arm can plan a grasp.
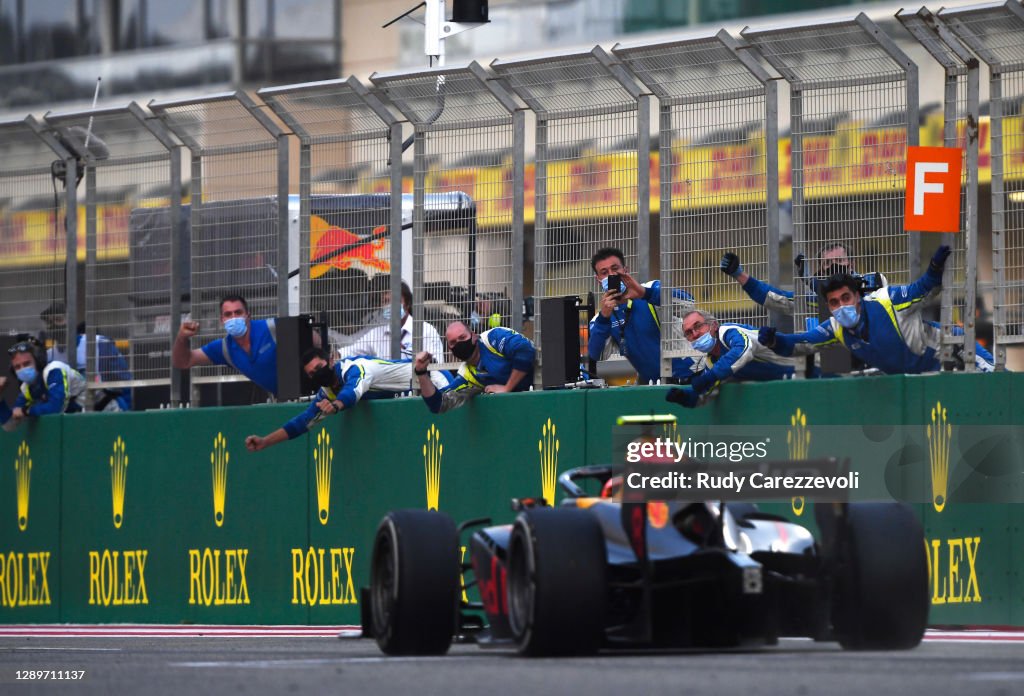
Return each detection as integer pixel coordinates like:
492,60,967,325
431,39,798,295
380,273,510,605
744,14,920,336
615,30,779,378
492,47,648,380
372,63,525,368
943,1,1024,370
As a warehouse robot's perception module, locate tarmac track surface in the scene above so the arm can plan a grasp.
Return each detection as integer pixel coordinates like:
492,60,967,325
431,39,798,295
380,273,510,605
1,633,1023,696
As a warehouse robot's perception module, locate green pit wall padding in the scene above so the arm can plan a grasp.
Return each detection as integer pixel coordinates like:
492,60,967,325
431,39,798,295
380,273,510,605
0,372,1021,626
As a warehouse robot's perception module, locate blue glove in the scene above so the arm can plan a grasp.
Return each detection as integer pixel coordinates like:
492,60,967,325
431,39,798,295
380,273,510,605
929,245,952,274
665,387,700,408
758,326,777,348
720,252,743,278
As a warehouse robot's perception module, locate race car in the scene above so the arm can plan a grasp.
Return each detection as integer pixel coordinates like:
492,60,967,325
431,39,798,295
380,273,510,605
365,459,928,657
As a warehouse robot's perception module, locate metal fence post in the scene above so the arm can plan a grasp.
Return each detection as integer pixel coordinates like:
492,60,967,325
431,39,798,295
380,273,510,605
898,8,982,371
943,1,1024,371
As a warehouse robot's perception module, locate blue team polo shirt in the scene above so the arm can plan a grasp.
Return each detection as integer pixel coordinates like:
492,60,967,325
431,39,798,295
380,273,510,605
201,318,278,395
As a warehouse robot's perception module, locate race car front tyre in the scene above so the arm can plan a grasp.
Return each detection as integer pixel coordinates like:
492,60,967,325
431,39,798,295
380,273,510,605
833,502,929,650
371,509,460,656
508,508,607,656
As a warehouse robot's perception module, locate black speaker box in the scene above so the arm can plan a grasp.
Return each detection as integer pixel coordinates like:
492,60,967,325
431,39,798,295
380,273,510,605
540,296,581,388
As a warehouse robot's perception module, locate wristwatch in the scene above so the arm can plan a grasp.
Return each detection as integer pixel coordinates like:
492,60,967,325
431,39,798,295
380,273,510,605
414,367,429,375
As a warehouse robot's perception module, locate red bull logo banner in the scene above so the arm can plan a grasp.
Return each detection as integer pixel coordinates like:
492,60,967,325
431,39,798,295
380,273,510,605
309,215,391,280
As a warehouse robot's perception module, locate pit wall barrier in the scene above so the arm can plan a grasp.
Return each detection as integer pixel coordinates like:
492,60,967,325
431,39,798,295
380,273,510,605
1,372,1021,626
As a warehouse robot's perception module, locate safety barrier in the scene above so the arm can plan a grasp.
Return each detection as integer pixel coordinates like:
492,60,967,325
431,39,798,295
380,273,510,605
1,373,1022,626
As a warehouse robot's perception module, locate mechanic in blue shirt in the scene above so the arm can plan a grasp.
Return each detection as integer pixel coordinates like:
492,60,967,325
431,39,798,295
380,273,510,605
414,321,536,414
758,246,995,374
245,347,452,451
720,242,887,316
173,294,279,396
665,309,801,408
1,337,86,431
587,247,694,385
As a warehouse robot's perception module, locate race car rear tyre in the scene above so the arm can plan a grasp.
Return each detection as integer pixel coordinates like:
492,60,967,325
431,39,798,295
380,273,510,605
833,502,928,650
371,509,460,656
508,508,606,656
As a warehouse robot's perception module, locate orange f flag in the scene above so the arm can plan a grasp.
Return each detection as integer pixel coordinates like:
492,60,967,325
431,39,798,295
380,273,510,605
905,146,963,233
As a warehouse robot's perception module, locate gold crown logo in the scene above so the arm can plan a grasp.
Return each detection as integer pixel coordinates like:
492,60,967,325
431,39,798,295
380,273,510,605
110,436,128,529
788,408,810,516
661,420,682,448
927,401,951,513
314,429,333,525
15,441,31,532
211,432,229,527
539,419,559,504
424,424,442,510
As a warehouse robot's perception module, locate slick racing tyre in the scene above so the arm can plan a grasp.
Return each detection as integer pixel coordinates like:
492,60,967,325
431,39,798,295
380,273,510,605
833,502,929,650
507,508,607,656
371,509,460,655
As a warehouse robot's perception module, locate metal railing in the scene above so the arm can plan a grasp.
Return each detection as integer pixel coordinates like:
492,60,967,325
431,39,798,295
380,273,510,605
0,4,1018,406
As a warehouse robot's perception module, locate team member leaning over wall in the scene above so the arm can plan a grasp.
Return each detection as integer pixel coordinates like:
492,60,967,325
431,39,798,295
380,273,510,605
719,242,887,316
414,321,535,414
666,309,805,408
244,347,451,451
758,246,996,374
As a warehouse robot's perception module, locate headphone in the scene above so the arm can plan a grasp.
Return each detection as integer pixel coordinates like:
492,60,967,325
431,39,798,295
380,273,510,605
7,336,46,377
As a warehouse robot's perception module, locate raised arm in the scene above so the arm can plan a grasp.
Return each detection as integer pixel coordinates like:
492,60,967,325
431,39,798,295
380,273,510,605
173,321,213,369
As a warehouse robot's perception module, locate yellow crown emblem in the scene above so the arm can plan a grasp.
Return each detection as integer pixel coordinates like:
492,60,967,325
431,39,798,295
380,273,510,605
661,420,681,448
211,432,229,527
787,408,810,516
15,441,31,532
424,424,442,510
314,429,333,525
927,401,951,513
110,436,128,529
539,419,559,504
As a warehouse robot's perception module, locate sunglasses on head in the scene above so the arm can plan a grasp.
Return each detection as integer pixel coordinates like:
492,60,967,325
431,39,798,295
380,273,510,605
7,339,41,356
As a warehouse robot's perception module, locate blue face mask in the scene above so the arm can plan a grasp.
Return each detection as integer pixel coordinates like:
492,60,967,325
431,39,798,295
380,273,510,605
381,305,391,321
15,366,37,383
600,276,626,294
832,304,860,329
692,332,716,353
224,316,248,338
